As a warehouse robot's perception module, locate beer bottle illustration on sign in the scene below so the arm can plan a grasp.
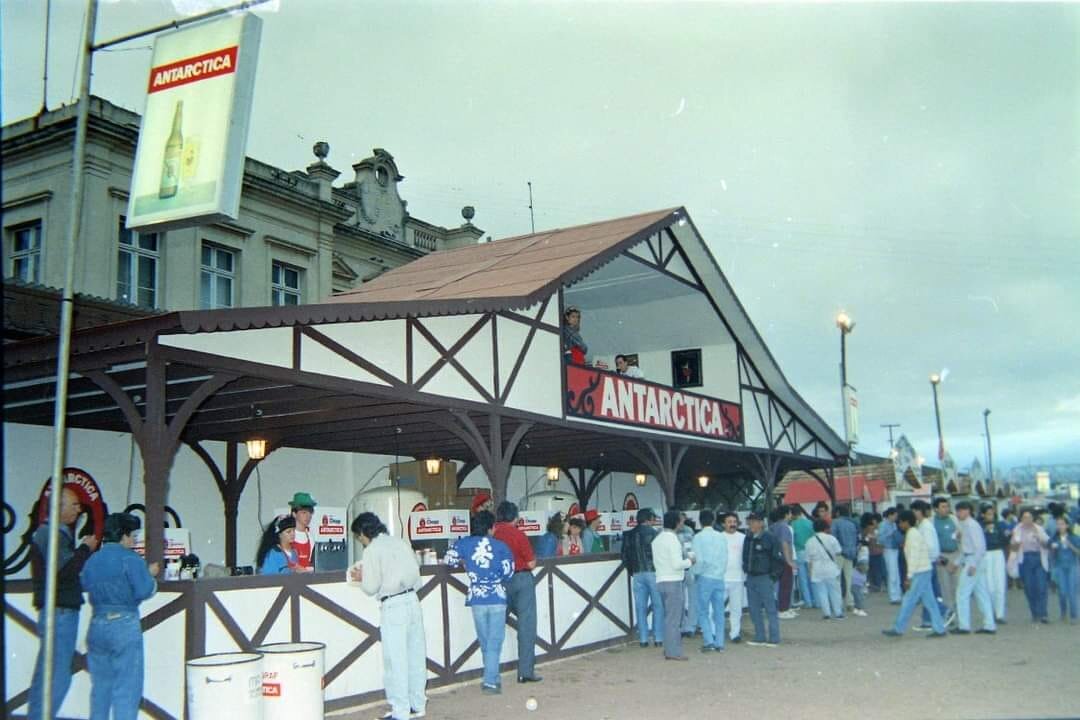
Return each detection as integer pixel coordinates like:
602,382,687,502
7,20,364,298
159,100,184,199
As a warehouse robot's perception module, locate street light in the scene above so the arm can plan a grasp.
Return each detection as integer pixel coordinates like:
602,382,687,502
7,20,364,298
929,373,945,464
836,311,856,503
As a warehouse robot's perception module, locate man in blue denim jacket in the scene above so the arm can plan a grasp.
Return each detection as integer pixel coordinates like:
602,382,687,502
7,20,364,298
830,505,860,611
80,513,158,720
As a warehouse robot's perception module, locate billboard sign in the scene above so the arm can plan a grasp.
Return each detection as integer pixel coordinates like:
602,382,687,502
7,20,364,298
127,13,262,232
565,365,742,443
843,384,859,446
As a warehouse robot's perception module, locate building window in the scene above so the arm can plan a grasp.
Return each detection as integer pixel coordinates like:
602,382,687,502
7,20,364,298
7,221,42,283
117,218,160,308
200,243,235,309
271,261,302,305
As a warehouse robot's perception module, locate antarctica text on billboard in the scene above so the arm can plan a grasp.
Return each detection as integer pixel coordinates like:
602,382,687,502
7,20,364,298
565,364,743,443
126,13,262,233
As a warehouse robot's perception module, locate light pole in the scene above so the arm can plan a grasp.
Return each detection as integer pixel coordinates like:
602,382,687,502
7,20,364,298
929,373,945,462
836,312,856,505
983,409,993,481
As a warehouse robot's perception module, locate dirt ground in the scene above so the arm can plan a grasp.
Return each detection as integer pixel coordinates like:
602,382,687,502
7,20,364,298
340,587,1079,720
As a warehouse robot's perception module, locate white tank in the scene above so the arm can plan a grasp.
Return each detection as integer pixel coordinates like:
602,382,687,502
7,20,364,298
347,486,427,563
518,490,576,517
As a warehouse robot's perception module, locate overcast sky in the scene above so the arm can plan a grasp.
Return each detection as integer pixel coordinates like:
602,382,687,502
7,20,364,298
3,0,1078,475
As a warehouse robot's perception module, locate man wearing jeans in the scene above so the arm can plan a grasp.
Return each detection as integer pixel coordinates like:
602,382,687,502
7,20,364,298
743,512,782,647
691,510,728,652
29,487,98,720
352,513,427,720
830,505,860,610
620,508,663,647
444,511,515,694
933,497,960,622
883,510,947,637
791,505,815,609
493,501,542,684
950,501,997,635
880,508,903,603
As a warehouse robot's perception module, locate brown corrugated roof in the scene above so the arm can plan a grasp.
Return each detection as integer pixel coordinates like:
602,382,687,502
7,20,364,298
330,208,680,306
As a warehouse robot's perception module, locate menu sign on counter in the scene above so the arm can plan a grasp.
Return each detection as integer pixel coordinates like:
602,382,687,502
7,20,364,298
598,512,623,536
410,510,450,540
315,507,347,539
133,528,190,558
448,510,470,538
514,510,547,537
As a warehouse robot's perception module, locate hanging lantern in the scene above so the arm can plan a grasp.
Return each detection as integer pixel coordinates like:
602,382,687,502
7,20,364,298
546,467,560,484
698,475,709,488
425,458,442,475
634,473,647,487
246,438,267,461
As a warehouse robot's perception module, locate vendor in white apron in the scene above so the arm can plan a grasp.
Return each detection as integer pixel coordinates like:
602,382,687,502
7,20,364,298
289,492,318,570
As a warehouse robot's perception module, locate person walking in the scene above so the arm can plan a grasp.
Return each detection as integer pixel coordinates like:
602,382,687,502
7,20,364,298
79,513,159,720
493,501,542,684
443,510,515,694
691,510,728,652
28,487,99,720
880,508,903,603
933,497,960,622
830,505,859,611
979,504,1009,624
621,508,664,647
350,512,426,720
804,518,844,620
721,513,747,643
1048,515,1080,624
743,512,783,647
791,505,816,609
1010,509,1050,623
949,501,996,635
651,510,692,660
769,506,798,619
883,510,947,638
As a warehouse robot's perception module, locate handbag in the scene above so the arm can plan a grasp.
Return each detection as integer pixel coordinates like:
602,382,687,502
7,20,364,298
1006,550,1020,580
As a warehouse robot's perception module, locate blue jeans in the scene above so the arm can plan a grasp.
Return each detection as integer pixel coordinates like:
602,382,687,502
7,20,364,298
1020,552,1049,620
956,558,996,631
813,577,844,618
695,576,726,649
1052,561,1078,620
796,552,815,608
380,593,427,719
745,574,780,643
471,604,507,688
29,607,80,720
632,571,664,643
88,612,143,720
893,570,945,635
884,548,902,602
505,571,537,678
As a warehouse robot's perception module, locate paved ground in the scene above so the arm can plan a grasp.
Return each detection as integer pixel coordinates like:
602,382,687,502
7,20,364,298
342,587,1079,720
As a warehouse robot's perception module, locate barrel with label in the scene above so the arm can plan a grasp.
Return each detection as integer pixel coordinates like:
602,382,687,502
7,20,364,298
186,652,264,720
256,642,326,720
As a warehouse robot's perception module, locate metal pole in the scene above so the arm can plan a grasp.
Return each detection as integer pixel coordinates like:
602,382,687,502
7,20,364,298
527,181,535,234
931,382,944,456
983,409,993,480
881,422,900,450
91,0,274,51
839,328,854,505
42,3,98,717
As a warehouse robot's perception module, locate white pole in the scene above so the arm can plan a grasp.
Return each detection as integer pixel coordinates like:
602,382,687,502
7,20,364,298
41,3,98,718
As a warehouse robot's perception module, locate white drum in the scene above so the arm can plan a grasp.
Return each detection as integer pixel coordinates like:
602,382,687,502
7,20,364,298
256,642,326,720
186,652,264,720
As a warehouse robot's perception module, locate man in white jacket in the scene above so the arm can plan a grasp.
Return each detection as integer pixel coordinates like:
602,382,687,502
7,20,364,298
652,510,693,661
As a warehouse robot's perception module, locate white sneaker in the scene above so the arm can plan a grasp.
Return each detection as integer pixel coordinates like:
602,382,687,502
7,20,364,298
378,710,425,720
778,609,799,619
853,609,868,617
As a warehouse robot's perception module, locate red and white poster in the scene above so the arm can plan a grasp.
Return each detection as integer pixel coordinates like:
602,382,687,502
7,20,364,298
35,467,107,543
565,365,742,442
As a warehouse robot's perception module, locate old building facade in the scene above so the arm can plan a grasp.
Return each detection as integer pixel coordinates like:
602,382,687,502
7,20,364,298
1,96,483,336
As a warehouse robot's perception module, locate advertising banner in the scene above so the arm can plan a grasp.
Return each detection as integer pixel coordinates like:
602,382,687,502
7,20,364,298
843,384,860,446
448,509,471,538
565,365,742,443
127,13,262,232
133,528,191,558
597,512,623,536
514,510,547,537
409,509,450,540
313,507,347,541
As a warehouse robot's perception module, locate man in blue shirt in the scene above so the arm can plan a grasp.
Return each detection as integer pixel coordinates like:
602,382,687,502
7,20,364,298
933,497,960,622
443,511,514,694
691,510,728,651
830,505,859,611
879,508,903,603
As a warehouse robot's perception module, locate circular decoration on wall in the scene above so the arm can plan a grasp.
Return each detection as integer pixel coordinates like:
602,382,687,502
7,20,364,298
623,493,639,511
35,467,107,543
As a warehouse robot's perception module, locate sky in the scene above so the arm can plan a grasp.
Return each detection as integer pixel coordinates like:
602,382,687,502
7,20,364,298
3,0,1078,475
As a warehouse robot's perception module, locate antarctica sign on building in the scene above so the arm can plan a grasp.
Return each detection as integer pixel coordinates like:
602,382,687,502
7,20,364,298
126,13,262,232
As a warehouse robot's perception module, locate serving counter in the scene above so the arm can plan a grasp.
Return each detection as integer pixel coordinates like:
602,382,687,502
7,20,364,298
4,554,631,719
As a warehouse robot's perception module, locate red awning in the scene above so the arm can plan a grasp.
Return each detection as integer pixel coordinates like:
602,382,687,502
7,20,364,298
783,475,888,504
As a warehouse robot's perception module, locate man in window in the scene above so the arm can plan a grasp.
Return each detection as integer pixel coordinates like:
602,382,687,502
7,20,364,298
615,354,644,379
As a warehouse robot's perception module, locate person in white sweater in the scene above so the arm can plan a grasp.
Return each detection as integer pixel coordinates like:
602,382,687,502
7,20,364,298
652,510,693,660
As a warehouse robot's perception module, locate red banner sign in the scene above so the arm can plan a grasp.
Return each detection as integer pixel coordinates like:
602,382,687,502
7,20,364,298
148,46,239,93
566,365,742,442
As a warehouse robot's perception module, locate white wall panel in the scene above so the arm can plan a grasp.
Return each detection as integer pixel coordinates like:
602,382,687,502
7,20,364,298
316,320,406,382
301,332,389,386
503,331,562,417
495,315,532,394
159,327,292,368
741,389,769,450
